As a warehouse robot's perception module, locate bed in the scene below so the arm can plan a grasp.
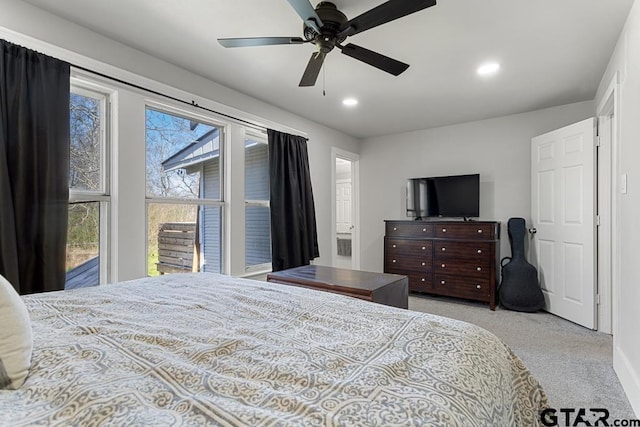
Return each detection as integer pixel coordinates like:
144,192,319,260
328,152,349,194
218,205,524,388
0,272,547,426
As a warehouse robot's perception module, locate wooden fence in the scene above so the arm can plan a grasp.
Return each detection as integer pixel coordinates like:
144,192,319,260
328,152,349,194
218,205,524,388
156,222,198,275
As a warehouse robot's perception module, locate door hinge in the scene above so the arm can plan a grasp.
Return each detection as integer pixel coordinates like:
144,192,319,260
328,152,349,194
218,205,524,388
596,294,601,305
595,136,601,147
596,215,601,226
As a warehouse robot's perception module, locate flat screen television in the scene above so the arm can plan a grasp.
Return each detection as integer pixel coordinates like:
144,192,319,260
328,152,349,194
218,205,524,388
406,174,480,220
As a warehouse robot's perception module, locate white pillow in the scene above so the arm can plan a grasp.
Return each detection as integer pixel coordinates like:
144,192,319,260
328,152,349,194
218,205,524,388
0,273,32,389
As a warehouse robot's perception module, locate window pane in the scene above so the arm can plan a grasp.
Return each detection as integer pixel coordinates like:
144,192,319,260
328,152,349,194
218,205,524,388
245,137,270,269
200,205,223,274
245,138,269,200
66,202,100,289
246,206,271,267
146,108,220,199
147,203,222,276
70,93,102,192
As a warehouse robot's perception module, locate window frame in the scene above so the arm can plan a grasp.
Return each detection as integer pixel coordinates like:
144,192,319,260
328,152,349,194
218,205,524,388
144,101,228,275
68,77,112,285
244,131,271,273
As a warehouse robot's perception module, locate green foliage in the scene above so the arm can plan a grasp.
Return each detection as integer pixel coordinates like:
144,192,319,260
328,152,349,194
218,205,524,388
66,202,99,271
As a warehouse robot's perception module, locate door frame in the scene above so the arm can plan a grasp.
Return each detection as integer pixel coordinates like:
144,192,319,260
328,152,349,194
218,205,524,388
596,72,620,336
331,147,360,269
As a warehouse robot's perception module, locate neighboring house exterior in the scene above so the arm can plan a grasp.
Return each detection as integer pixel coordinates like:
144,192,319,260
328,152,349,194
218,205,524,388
162,129,270,273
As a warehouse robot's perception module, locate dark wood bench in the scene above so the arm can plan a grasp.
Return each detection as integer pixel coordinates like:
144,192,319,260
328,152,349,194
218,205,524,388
267,265,408,309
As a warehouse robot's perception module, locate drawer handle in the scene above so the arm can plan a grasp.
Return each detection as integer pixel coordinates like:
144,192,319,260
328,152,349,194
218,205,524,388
422,228,427,232
392,244,397,248
421,278,426,282
392,259,397,263
441,263,446,268
442,228,447,232
477,249,482,254
477,229,483,234
441,247,446,252
421,246,426,250
440,280,446,285
476,284,482,289
477,267,482,271
421,262,426,266
393,227,397,231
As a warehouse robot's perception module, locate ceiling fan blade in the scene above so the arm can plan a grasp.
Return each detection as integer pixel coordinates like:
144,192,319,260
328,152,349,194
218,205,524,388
340,43,409,76
339,0,436,37
218,37,305,48
299,52,326,87
286,0,324,33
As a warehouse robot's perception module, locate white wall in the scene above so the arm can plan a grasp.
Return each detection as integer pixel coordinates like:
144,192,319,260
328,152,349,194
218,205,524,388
596,0,640,415
0,0,360,279
358,101,594,273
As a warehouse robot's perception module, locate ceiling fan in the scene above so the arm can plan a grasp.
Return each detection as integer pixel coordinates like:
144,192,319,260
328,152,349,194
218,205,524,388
218,0,437,87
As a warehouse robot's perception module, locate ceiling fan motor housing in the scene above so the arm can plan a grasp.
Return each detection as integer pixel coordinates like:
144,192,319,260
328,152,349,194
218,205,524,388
303,2,348,53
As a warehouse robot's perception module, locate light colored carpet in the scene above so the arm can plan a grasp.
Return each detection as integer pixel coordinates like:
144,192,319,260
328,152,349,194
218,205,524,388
408,293,636,420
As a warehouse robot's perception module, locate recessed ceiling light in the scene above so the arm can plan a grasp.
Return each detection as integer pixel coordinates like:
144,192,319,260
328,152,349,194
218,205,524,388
342,97,358,107
477,62,501,76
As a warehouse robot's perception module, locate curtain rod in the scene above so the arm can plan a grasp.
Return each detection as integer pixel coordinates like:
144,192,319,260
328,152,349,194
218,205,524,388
70,63,268,134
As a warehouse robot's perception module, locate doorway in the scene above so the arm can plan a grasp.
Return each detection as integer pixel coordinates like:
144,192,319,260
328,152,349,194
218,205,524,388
529,74,619,333
332,148,359,269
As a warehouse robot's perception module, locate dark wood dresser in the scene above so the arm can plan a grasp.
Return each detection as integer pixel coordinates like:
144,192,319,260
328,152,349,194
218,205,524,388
384,220,500,310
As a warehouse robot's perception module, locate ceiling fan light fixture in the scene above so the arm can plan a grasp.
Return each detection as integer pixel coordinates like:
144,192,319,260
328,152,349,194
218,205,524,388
342,97,358,107
477,62,501,76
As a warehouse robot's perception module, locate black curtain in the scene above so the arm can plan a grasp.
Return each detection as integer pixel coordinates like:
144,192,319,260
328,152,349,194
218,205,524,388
0,40,70,294
268,129,319,271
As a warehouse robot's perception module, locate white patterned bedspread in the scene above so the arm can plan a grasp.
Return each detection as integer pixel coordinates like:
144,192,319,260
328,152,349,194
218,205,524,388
0,273,547,426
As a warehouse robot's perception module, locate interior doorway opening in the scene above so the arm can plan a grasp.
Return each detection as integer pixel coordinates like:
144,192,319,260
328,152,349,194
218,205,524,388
331,148,360,270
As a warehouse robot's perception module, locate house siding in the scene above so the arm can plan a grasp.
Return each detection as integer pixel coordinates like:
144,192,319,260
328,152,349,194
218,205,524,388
245,142,271,266
202,159,222,273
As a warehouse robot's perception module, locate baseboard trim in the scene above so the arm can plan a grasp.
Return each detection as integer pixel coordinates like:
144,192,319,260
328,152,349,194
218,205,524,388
614,345,640,417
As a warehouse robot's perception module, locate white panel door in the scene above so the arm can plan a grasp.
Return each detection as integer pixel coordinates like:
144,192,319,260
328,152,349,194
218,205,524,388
531,118,596,329
336,180,352,234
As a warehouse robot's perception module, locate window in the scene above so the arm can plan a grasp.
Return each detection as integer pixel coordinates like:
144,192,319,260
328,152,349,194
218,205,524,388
145,107,223,276
64,79,274,280
244,134,271,271
66,83,110,288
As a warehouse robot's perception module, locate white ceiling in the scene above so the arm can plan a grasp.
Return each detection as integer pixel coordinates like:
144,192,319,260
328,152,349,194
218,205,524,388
22,0,634,138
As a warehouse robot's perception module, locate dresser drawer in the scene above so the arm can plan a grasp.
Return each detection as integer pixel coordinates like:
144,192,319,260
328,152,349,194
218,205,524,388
434,223,494,239
432,274,492,301
385,254,432,273
385,238,432,257
386,222,434,238
406,273,432,292
433,260,491,278
434,241,492,263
